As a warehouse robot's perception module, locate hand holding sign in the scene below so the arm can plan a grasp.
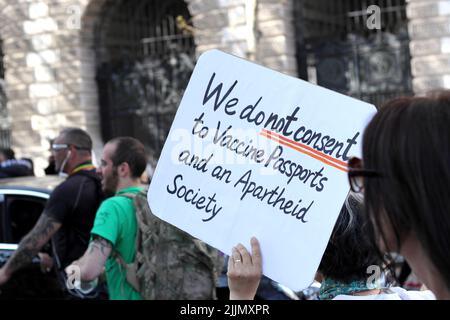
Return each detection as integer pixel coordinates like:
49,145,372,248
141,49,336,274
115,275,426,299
227,237,262,300
148,49,376,290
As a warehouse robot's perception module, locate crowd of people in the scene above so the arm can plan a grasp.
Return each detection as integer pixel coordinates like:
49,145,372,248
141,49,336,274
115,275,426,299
0,90,449,300
0,128,219,300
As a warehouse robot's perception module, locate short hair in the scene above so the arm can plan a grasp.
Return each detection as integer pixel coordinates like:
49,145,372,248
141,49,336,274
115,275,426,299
0,148,15,160
60,128,92,151
318,192,384,283
108,137,147,179
363,91,450,290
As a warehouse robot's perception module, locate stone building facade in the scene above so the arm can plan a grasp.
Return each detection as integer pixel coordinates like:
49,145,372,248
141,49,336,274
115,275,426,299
408,0,450,93
0,0,448,174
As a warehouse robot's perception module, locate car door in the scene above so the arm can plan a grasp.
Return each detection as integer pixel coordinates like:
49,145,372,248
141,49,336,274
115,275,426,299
0,188,64,299
0,190,48,243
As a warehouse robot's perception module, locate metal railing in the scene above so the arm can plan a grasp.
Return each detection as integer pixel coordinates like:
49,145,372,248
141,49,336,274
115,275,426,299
95,0,195,158
295,0,413,107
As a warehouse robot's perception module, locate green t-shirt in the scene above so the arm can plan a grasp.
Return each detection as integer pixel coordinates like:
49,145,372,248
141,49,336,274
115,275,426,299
91,186,144,300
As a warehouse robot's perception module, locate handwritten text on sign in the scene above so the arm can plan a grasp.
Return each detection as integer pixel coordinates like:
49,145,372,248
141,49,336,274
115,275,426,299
148,50,376,291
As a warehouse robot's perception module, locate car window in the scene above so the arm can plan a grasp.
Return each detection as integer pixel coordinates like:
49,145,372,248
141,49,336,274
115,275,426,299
3,195,46,243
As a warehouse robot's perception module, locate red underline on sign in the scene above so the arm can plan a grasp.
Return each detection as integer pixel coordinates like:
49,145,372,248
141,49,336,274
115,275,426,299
260,129,348,172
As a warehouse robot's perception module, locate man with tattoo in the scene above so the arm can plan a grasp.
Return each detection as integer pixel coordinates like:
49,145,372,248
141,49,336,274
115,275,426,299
65,137,147,300
0,128,104,296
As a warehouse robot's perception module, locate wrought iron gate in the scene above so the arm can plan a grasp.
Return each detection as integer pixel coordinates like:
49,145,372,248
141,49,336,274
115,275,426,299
295,0,412,107
95,0,196,158
0,38,10,149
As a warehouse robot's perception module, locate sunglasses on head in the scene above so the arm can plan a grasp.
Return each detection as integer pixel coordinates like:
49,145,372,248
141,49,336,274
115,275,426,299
51,143,90,151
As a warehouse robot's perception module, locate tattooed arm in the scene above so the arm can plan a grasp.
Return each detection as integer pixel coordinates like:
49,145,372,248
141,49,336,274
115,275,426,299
66,235,112,282
0,213,62,285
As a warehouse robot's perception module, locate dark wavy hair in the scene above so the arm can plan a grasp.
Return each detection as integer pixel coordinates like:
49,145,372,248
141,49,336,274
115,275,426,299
362,92,450,291
318,192,384,283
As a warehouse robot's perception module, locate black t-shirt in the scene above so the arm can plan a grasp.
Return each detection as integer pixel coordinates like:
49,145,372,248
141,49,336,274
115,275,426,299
44,169,105,269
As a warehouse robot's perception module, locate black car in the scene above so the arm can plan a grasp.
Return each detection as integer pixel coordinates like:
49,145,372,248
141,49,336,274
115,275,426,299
0,175,66,299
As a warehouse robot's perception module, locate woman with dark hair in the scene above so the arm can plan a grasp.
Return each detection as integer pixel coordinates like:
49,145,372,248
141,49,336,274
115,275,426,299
228,192,435,300
316,192,387,299
351,91,450,299
317,192,435,299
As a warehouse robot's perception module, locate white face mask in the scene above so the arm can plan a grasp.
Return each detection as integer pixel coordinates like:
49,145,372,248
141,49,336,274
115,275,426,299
58,150,72,178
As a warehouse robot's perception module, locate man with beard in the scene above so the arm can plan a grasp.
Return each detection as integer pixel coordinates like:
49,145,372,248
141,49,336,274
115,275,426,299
65,137,146,300
0,128,105,297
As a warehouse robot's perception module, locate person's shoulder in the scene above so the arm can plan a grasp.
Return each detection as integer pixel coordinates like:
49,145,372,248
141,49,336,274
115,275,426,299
70,170,100,184
51,173,96,199
50,176,74,195
99,195,127,211
59,171,99,189
123,186,147,195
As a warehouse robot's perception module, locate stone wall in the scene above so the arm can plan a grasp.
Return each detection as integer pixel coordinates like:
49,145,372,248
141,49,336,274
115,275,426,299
0,0,298,175
5,0,448,174
0,0,170,173
0,0,103,174
0,0,296,174
407,0,450,94
187,0,297,76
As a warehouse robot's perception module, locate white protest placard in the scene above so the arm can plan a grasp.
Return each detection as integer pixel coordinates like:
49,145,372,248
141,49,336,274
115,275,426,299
148,50,376,291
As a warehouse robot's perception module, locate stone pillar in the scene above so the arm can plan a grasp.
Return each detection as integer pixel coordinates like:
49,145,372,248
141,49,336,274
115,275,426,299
187,0,297,76
408,0,450,94
256,0,297,76
0,0,102,175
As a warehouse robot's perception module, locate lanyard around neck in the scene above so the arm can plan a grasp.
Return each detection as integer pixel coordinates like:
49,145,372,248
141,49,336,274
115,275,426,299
70,163,96,175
